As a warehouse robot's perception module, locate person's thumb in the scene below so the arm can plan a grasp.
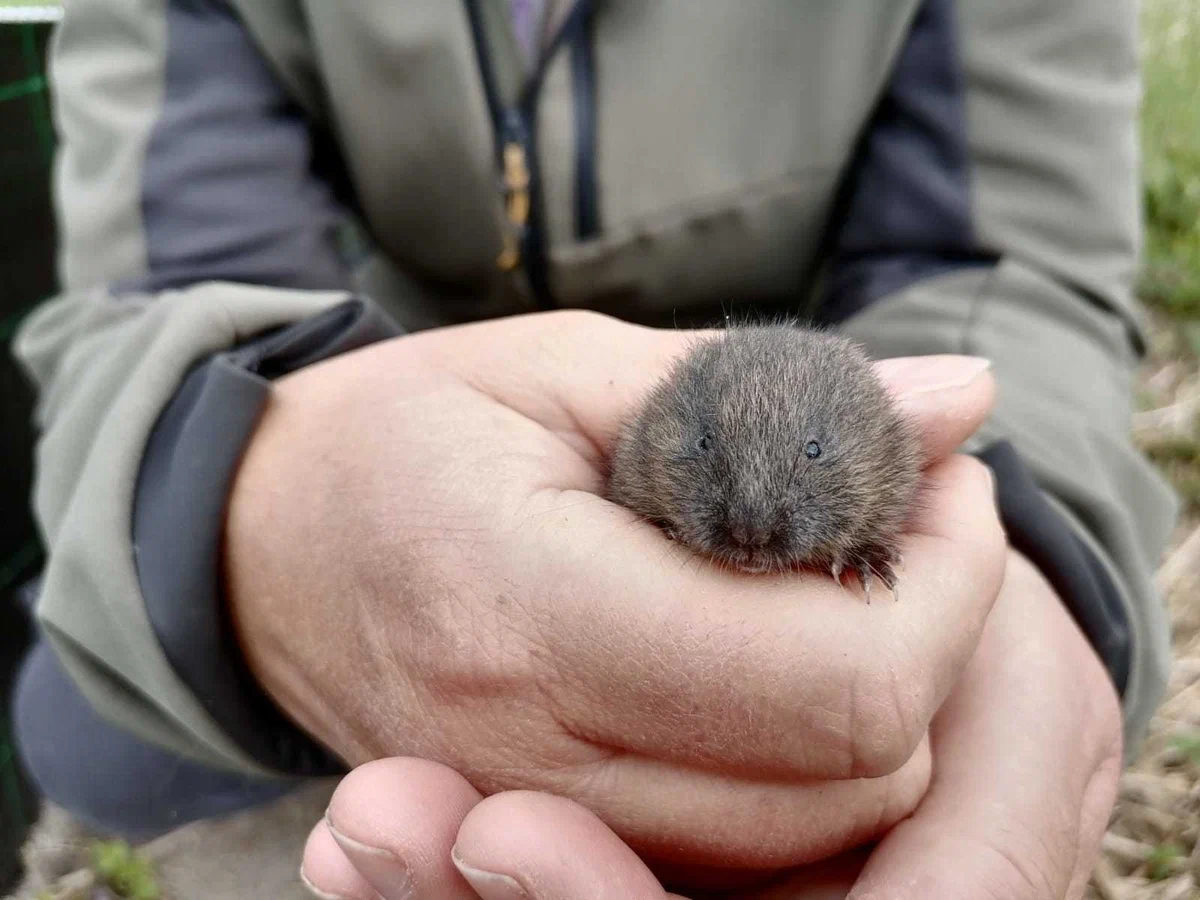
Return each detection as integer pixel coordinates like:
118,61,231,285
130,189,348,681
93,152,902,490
874,354,994,466
406,310,994,469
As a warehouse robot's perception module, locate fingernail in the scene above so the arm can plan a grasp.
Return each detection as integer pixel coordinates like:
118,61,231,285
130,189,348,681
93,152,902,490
298,866,351,900
893,356,992,395
451,848,528,900
326,814,413,898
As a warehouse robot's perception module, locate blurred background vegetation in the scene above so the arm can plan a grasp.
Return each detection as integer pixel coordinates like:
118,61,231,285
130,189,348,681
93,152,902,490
1138,0,1200,527
1141,0,1200,323
1099,4,1200,898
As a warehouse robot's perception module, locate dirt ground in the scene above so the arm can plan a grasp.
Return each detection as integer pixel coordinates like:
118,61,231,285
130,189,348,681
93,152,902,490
1088,316,1200,900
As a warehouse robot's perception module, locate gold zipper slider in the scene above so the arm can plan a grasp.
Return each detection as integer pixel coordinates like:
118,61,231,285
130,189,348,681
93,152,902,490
497,141,531,271
497,233,520,271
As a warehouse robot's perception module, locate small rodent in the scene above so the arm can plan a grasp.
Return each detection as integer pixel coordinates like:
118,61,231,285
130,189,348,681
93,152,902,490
606,323,922,597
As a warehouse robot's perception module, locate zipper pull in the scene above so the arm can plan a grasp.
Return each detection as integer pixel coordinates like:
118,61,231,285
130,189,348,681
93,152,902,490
497,140,531,271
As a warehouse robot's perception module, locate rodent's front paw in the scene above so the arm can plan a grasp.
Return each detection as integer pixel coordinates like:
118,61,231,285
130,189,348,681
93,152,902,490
833,547,902,603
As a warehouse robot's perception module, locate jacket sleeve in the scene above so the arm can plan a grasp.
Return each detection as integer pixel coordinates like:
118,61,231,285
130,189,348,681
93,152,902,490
13,0,401,777
816,0,1178,757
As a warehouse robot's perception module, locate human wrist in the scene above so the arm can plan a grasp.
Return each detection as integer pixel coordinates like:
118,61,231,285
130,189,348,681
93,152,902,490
221,379,340,759
135,298,402,774
221,350,421,769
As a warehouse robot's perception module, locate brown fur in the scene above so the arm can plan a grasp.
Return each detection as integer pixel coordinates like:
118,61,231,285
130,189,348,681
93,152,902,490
606,324,921,590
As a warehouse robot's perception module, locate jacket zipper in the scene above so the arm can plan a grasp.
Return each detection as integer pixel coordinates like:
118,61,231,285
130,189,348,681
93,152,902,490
496,113,533,272
463,0,598,309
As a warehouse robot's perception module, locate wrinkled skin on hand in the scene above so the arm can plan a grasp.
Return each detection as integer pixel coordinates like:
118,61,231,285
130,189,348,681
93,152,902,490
225,310,1005,870
300,551,1122,900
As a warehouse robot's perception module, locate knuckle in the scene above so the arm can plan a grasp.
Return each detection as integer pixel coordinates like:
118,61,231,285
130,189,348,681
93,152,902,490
962,452,994,485
848,725,920,779
545,307,614,337
860,836,1067,900
535,309,629,365
846,655,928,778
948,454,996,503
948,455,1006,572
979,838,1067,900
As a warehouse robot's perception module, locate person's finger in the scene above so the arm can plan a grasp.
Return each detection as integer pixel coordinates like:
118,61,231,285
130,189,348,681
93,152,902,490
844,551,1124,900
732,848,869,900
301,821,382,900
1066,745,1124,897
319,758,485,899
452,790,682,900
512,737,930,871
402,310,994,472
517,452,1005,786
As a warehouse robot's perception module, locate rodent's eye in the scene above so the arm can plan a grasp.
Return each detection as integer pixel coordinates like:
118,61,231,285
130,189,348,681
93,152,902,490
697,433,714,453
804,440,822,460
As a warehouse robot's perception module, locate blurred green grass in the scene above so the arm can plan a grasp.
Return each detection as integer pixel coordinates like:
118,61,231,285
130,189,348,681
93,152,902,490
1140,0,1200,320
1138,0,1200,516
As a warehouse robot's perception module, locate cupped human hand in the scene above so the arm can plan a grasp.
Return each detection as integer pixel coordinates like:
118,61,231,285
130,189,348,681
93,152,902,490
843,548,1123,900
225,310,1004,868
296,549,1121,900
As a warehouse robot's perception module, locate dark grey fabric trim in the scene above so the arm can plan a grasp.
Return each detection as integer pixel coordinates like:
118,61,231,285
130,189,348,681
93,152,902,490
14,639,297,841
117,0,352,295
974,440,1132,697
815,0,997,324
134,297,403,775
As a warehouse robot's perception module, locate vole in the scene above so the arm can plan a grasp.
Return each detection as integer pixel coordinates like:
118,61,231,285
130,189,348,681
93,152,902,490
606,323,922,598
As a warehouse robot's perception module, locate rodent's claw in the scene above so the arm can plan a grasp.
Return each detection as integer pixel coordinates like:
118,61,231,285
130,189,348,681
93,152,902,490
852,558,901,604
883,551,903,601
880,566,900,602
880,563,899,590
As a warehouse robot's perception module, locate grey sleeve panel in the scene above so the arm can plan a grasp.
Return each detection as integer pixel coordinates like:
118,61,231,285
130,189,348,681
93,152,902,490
823,0,1140,695
17,0,382,775
956,0,1147,341
818,0,997,322
134,298,402,775
819,0,1144,337
222,0,329,123
50,0,351,294
838,262,1178,760
12,283,356,774
124,0,351,294
820,0,1174,757
48,0,162,289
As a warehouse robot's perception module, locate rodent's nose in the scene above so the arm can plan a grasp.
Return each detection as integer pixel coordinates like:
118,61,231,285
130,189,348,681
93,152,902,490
728,519,774,549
